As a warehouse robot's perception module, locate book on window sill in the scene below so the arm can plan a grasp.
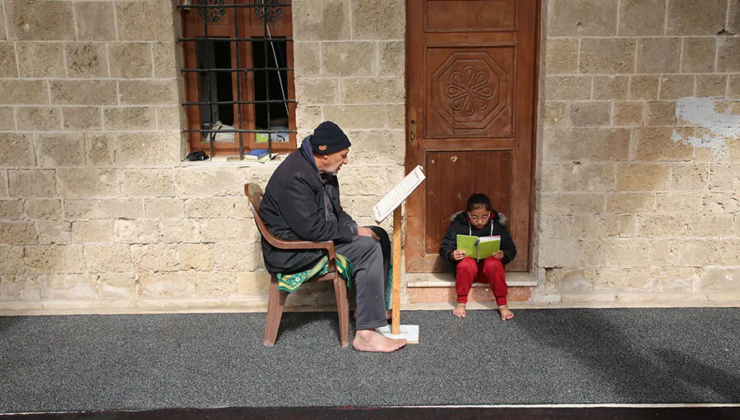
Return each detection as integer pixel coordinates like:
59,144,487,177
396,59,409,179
456,234,501,261
244,150,278,163
244,149,269,161
372,165,426,223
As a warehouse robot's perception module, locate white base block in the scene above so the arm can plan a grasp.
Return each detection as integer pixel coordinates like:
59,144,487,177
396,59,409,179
376,324,420,344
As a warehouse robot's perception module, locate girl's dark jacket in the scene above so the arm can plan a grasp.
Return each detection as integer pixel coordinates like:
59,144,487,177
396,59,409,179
438,210,517,267
257,137,357,275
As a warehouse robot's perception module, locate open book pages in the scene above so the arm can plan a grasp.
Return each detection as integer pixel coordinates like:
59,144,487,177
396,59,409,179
373,165,426,223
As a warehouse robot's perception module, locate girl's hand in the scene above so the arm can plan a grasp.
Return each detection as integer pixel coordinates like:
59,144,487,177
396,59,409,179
493,250,504,260
452,250,466,261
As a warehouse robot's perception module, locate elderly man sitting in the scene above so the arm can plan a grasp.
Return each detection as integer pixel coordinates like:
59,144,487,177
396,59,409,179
258,121,406,352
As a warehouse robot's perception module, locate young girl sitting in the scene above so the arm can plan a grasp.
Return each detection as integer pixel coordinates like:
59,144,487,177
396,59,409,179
439,193,517,320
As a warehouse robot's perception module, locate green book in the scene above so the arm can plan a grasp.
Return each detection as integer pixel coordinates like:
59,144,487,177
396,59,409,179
456,234,501,261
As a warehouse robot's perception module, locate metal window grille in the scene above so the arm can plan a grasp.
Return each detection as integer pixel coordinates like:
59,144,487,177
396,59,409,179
177,0,295,161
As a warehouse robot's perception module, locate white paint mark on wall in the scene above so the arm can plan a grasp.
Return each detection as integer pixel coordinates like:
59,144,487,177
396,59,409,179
673,97,740,161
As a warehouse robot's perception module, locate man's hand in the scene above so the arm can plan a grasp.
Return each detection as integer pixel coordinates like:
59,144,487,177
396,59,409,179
493,250,504,260
357,227,380,241
451,249,466,261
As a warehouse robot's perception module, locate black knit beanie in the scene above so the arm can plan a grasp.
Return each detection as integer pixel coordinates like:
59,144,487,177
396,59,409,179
311,121,351,155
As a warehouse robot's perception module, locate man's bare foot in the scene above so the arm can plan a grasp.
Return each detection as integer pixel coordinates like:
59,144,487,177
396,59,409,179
499,305,514,320
352,330,406,352
453,303,466,318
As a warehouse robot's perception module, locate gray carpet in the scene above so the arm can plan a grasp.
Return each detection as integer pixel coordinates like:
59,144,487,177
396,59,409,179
1,308,739,412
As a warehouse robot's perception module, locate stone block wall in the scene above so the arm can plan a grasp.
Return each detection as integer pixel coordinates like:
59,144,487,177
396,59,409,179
537,0,740,304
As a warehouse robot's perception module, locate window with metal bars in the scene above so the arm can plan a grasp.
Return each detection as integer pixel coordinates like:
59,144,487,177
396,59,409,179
177,0,295,161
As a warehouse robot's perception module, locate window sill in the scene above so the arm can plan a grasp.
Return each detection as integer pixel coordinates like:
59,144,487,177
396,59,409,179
180,154,290,167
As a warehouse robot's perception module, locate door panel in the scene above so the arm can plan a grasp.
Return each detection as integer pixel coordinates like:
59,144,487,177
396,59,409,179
406,0,539,273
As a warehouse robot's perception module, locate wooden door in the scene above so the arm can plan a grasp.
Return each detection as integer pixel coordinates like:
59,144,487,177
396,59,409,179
405,0,540,272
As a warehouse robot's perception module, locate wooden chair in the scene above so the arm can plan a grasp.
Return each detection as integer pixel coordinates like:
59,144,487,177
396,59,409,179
245,183,350,348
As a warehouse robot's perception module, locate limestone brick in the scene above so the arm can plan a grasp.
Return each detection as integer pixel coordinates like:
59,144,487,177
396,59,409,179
322,42,375,77
122,169,175,198
547,0,617,36
0,199,23,219
730,75,740,99
0,275,43,300
339,165,405,196
195,272,238,297
64,198,143,220
672,239,724,267
569,101,611,127
351,0,404,39
700,192,737,214
36,134,85,167
98,273,137,299
717,38,740,73
58,168,120,198
153,43,177,79
731,0,740,35
109,43,153,79
579,38,636,74
24,245,67,274
542,102,566,127
155,106,182,131
85,244,132,273
184,197,240,219
36,221,71,245
341,78,404,104
667,0,727,36
161,219,200,243
66,43,108,78
636,38,681,74
104,107,157,131
137,272,195,298
8,170,56,198
613,102,644,127
16,107,62,131
618,214,638,237
179,244,214,271
688,214,735,237
0,5,5,41
131,244,178,272
214,242,262,271
638,214,689,237
293,42,321,77
119,81,179,105
116,132,182,166
115,220,162,244
571,214,620,238
72,220,114,244
323,105,387,129
708,164,740,191
345,131,404,166
670,164,709,192
0,108,15,131
0,171,6,198
42,274,98,300
560,164,615,192
545,76,591,101
0,134,34,168
593,268,651,290
633,128,694,161
379,42,404,76
654,193,704,214
200,219,255,243
698,268,740,291
629,76,660,101
0,43,17,77
75,1,116,41
5,0,75,41
296,105,322,133
618,0,667,36
593,76,629,100
296,79,339,105
85,133,116,166
607,193,654,213
63,107,103,131
659,75,694,100
540,193,606,214
387,105,405,129
0,246,24,274
543,128,630,162
648,239,672,266
116,1,175,42
539,238,603,267
539,213,572,239
293,0,350,41
646,102,677,127
544,39,578,75
174,167,246,198
25,199,62,220
602,239,650,268
616,164,670,191
51,81,117,106
0,80,48,105
144,198,184,219
682,38,716,74
649,267,699,291
236,271,271,296
695,75,728,98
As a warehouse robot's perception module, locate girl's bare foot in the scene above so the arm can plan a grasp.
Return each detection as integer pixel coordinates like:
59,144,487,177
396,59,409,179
352,330,406,352
453,303,467,318
499,305,514,320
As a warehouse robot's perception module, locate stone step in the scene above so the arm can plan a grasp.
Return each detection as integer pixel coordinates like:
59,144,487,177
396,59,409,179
405,272,538,288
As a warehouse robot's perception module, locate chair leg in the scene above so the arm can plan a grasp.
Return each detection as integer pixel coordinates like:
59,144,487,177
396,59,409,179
333,276,350,348
264,275,288,347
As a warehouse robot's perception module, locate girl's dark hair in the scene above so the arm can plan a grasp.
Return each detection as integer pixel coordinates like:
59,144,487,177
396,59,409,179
466,193,491,211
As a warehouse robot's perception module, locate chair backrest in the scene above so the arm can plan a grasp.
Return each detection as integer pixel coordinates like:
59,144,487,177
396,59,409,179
245,183,293,249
